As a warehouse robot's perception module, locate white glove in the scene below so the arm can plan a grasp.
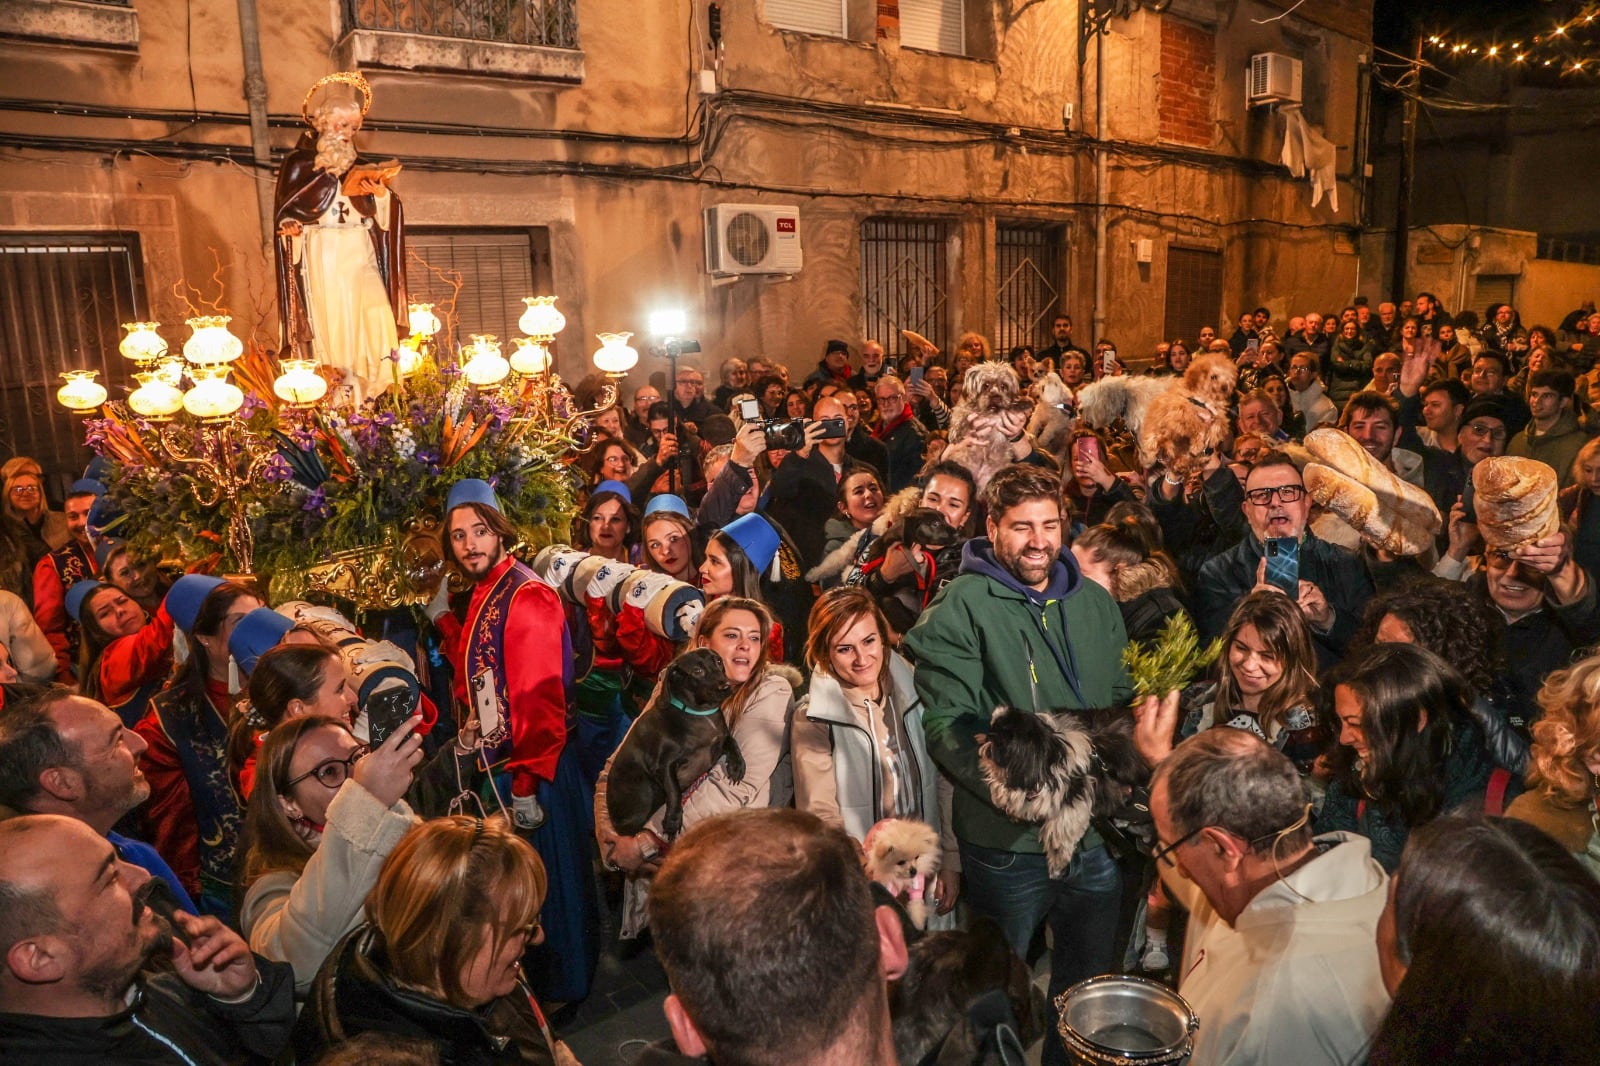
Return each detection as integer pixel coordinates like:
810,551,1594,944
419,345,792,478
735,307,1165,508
425,577,452,623
513,793,546,831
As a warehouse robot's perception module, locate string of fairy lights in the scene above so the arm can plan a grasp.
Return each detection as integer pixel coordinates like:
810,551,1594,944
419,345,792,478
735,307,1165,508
1425,6,1600,75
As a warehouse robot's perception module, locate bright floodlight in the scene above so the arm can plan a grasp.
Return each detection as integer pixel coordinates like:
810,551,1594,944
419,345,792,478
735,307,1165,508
649,309,688,337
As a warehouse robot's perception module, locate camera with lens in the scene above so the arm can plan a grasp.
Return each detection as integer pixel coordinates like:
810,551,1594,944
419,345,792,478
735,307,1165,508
762,416,846,451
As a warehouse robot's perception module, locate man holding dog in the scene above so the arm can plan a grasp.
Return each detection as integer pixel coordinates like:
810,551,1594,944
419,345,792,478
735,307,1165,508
905,463,1131,1066
442,477,597,1004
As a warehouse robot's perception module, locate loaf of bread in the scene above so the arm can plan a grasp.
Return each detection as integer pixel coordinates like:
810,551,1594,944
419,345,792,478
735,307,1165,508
1302,428,1441,556
1473,456,1560,550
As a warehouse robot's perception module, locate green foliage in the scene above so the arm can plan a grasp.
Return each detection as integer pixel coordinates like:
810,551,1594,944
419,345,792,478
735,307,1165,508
1122,612,1223,701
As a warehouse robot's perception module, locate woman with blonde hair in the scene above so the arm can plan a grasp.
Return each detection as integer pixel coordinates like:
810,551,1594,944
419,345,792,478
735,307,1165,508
793,586,958,914
593,597,797,935
1507,653,1600,872
296,816,578,1065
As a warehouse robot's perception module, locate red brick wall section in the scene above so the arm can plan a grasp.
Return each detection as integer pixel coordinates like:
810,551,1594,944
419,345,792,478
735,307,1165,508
1160,18,1217,149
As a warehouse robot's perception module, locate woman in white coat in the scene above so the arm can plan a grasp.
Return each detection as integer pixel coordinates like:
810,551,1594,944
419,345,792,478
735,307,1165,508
793,585,959,917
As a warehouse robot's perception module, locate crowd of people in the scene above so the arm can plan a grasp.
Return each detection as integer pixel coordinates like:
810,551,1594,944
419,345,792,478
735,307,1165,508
3,293,1600,1065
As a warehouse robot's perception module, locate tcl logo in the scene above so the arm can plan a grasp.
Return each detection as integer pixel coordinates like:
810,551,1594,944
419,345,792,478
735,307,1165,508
775,217,797,233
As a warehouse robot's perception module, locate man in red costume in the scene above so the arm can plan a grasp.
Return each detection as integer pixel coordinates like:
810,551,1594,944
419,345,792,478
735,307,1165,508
32,479,103,680
443,477,596,1004
274,71,406,398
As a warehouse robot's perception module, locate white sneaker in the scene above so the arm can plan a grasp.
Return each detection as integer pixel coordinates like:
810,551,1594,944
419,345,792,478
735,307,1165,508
1141,941,1170,972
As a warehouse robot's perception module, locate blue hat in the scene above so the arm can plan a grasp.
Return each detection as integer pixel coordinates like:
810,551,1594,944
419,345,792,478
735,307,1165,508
87,493,124,537
65,580,105,625
721,513,780,574
643,494,690,519
445,478,501,516
593,479,632,504
68,478,106,499
164,574,225,633
228,607,295,676
83,456,114,483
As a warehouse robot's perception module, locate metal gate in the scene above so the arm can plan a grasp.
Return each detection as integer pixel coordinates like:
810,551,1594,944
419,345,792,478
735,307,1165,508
0,234,146,499
860,218,950,360
995,223,1066,355
1163,245,1224,348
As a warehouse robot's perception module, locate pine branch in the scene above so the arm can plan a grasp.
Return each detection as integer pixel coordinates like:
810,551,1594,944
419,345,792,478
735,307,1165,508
1122,612,1222,701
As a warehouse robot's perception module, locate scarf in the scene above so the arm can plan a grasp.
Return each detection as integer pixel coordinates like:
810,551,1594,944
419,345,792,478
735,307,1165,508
873,403,914,440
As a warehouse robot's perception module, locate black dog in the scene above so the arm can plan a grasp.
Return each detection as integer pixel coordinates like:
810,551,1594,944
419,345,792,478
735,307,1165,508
978,705,1151,877
606,649,742,839
890,916,1043,1066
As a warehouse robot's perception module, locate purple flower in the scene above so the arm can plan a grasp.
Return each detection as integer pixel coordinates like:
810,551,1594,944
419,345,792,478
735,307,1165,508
240,393,266,418
301,487,332,517
261,454,294,484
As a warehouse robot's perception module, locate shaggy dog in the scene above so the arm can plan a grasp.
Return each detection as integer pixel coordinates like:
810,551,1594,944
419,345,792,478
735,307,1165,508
978,704,1151,878
1073,374,1167,441
1136,352,1238,479
1025,371,1078,457
942,362,1034,493
863,818,943,930
605,648,740,839
890,916,1043,1066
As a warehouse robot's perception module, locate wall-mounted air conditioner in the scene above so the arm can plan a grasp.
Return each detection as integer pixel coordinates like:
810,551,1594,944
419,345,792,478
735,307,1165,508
704,204,803,276
1248,53,1303,107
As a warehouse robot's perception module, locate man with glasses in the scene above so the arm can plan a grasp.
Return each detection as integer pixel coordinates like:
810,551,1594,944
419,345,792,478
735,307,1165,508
626,385,662,450
818,382,888,478
1195,454,1372,665
1467,351,1530,435
1145,729,1389,1066
670,365,716,429
1456,399,1511,468
0,684,197,914
870,374,926,492
1,456,67,564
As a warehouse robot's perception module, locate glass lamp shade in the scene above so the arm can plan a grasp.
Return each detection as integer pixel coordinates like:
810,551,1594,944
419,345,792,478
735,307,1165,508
519,296,566,340
460,334,511,388
56,370,107,412
510,337,551,376
128,371,185,419
119,321,169,364
273,359,328,406
592,332,639,376
408,303,441,337
396,340,424,377
182,315,243,365
183,366,244,419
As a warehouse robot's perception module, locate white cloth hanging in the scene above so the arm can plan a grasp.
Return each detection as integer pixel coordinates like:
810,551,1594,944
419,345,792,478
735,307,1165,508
1279,105,1339,213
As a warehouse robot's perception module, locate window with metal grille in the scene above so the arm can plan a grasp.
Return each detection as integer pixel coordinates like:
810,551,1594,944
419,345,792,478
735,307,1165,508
343,0,579,48
900,0,965,55
0,234,146,497
860,218,951,360
995,224,1066,355
1473,274,1518,313
763,0,846,38
1163,245,1224,347
407,229,551,354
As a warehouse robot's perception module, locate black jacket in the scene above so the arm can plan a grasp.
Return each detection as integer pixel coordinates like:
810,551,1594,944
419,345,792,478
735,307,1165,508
846,425,889,478
295,926,560,1066
0,957,294,1065
768,448,857,569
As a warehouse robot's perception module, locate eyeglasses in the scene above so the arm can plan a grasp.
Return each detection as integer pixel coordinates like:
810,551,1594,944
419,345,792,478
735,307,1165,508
287,745,369,790
8,483,40,495
1243,484,1307,506
1151,825,1205,867
1463,422,1508,441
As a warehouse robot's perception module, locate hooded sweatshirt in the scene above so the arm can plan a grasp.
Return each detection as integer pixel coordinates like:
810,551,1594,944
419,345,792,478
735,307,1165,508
904,538,1132,853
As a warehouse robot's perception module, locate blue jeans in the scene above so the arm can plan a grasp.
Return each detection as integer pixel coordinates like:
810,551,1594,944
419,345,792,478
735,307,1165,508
960,840,1124,1066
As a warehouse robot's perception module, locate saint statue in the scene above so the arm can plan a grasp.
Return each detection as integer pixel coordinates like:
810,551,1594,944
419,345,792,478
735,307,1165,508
274,71,407,398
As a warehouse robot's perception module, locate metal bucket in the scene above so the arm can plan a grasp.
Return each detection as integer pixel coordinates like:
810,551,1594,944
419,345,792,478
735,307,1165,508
1055,974,1198,1065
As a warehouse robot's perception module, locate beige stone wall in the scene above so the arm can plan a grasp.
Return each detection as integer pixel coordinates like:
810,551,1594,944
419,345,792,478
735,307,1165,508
0,0,1373,389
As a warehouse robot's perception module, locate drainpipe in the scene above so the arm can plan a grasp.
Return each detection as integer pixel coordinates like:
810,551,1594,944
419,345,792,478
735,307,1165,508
235,0,275,248
1092,25,1109,347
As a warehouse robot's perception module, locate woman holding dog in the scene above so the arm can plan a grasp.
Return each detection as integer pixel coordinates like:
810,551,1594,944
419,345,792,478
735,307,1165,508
793,587,960,918
593,597,797,934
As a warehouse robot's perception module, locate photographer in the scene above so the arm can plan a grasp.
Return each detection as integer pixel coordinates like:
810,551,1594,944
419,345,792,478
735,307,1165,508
766,396,867,570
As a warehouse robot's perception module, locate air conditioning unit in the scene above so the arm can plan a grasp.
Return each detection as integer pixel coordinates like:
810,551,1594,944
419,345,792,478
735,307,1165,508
704,204,803,276
1248,53,1303,107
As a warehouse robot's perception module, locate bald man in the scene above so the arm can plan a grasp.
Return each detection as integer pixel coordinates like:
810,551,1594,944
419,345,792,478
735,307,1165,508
0,814,293,1063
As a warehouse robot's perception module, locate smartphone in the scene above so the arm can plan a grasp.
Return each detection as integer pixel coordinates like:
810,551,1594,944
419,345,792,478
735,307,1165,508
1073,437,1098,465
365,686,414,749
815,416,847,440
908,366,925,387
471,669,504,742
738,398,760,421
1246,337,1261,352
1461,479,1477,524
1264,537,1300,595
1101,350,1117,376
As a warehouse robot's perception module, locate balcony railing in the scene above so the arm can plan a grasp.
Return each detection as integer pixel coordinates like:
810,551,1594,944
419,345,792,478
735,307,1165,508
344,0,578,50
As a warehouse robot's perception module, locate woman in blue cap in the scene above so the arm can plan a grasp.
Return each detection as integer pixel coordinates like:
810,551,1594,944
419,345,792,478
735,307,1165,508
702,512,813,664
574,479,640,564
640,494,700,584
135,577,261,919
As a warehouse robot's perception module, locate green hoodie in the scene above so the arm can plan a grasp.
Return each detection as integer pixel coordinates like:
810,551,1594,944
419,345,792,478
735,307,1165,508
903,539,1132,853
1507,408,1587,489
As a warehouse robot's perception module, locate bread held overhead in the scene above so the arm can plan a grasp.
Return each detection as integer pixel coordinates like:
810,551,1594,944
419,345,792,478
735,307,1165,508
1473,456,1561,550
1302,428,1442,557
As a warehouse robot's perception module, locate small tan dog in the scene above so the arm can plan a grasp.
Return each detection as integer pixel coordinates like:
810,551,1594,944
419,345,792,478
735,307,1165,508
942,362,1033,493
1137,352,1238,479
863,818,943,930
